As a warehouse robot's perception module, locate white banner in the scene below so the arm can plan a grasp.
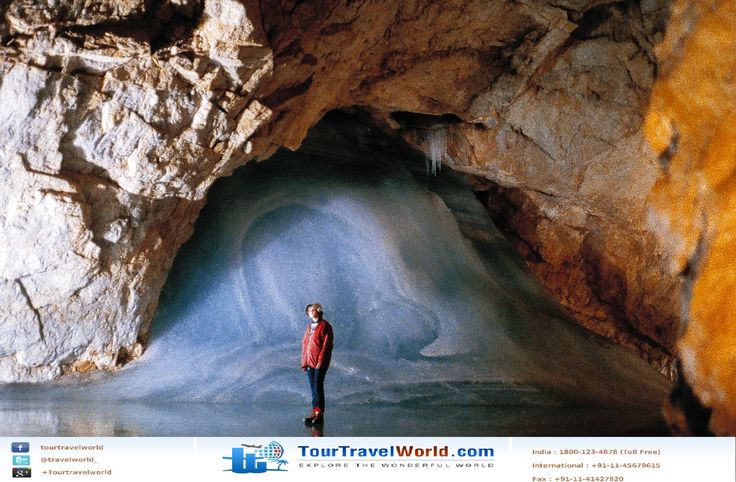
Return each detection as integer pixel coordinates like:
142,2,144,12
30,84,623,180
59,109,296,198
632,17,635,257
2,436,734,481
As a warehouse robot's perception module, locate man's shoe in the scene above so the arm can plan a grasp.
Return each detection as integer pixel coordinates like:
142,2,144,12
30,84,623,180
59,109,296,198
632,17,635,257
303,409,318,424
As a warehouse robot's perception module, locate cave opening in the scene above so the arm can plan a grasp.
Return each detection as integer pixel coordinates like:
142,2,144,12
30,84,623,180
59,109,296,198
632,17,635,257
1,110,671,437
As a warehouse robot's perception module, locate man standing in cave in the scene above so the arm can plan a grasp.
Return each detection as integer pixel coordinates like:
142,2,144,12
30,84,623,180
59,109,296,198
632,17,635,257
301,303,334,425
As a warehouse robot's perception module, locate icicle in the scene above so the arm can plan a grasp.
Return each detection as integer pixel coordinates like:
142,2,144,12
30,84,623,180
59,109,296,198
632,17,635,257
426,128,446,175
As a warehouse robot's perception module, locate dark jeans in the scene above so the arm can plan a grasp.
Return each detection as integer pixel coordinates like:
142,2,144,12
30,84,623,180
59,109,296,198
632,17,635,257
306,367,328,412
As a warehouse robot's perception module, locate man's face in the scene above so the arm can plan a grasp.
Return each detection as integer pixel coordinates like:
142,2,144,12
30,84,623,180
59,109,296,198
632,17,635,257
307,306,320,321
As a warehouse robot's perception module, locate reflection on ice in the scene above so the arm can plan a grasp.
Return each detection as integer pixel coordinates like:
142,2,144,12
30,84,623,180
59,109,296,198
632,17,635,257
0,116,670,435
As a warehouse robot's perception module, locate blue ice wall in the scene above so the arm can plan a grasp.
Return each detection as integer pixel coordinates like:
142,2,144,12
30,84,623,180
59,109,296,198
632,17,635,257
101,153,526,403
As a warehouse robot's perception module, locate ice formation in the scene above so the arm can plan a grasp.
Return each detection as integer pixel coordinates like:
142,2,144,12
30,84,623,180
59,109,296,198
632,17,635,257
426,128,446,175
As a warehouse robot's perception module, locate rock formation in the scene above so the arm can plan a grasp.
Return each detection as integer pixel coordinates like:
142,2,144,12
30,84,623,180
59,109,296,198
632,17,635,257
0,0,272,380
0,0,698,426
644,0,736,435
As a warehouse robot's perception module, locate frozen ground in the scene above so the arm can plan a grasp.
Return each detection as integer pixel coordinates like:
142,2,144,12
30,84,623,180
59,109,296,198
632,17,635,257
0,118,671,435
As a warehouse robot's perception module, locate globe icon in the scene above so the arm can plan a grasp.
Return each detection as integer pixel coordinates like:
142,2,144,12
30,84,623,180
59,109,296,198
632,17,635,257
255,441,284,462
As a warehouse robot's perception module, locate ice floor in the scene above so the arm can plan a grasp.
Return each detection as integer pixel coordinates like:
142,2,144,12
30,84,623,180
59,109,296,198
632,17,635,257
0,399,668,437
0,116,672,436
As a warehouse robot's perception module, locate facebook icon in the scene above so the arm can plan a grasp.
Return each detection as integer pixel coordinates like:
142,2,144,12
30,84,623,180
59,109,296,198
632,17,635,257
13,455,30,466
11,442,29,453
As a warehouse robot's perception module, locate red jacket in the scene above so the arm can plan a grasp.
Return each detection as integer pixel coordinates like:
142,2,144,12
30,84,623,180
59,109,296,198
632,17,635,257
301,319,333,369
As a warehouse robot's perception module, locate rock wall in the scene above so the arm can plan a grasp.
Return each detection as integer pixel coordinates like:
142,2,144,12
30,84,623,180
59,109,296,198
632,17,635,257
644,0,736,435
0,0,272,380
0,0,680,393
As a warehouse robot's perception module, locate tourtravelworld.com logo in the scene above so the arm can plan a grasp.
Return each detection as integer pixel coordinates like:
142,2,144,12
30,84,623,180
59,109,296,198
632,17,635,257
223,442,289,473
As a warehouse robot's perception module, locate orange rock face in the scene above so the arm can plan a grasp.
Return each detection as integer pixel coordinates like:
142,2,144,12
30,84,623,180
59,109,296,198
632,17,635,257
644,0,736,434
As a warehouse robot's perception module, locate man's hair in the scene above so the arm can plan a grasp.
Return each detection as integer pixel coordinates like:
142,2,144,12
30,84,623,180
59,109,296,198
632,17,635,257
306,303,323,316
